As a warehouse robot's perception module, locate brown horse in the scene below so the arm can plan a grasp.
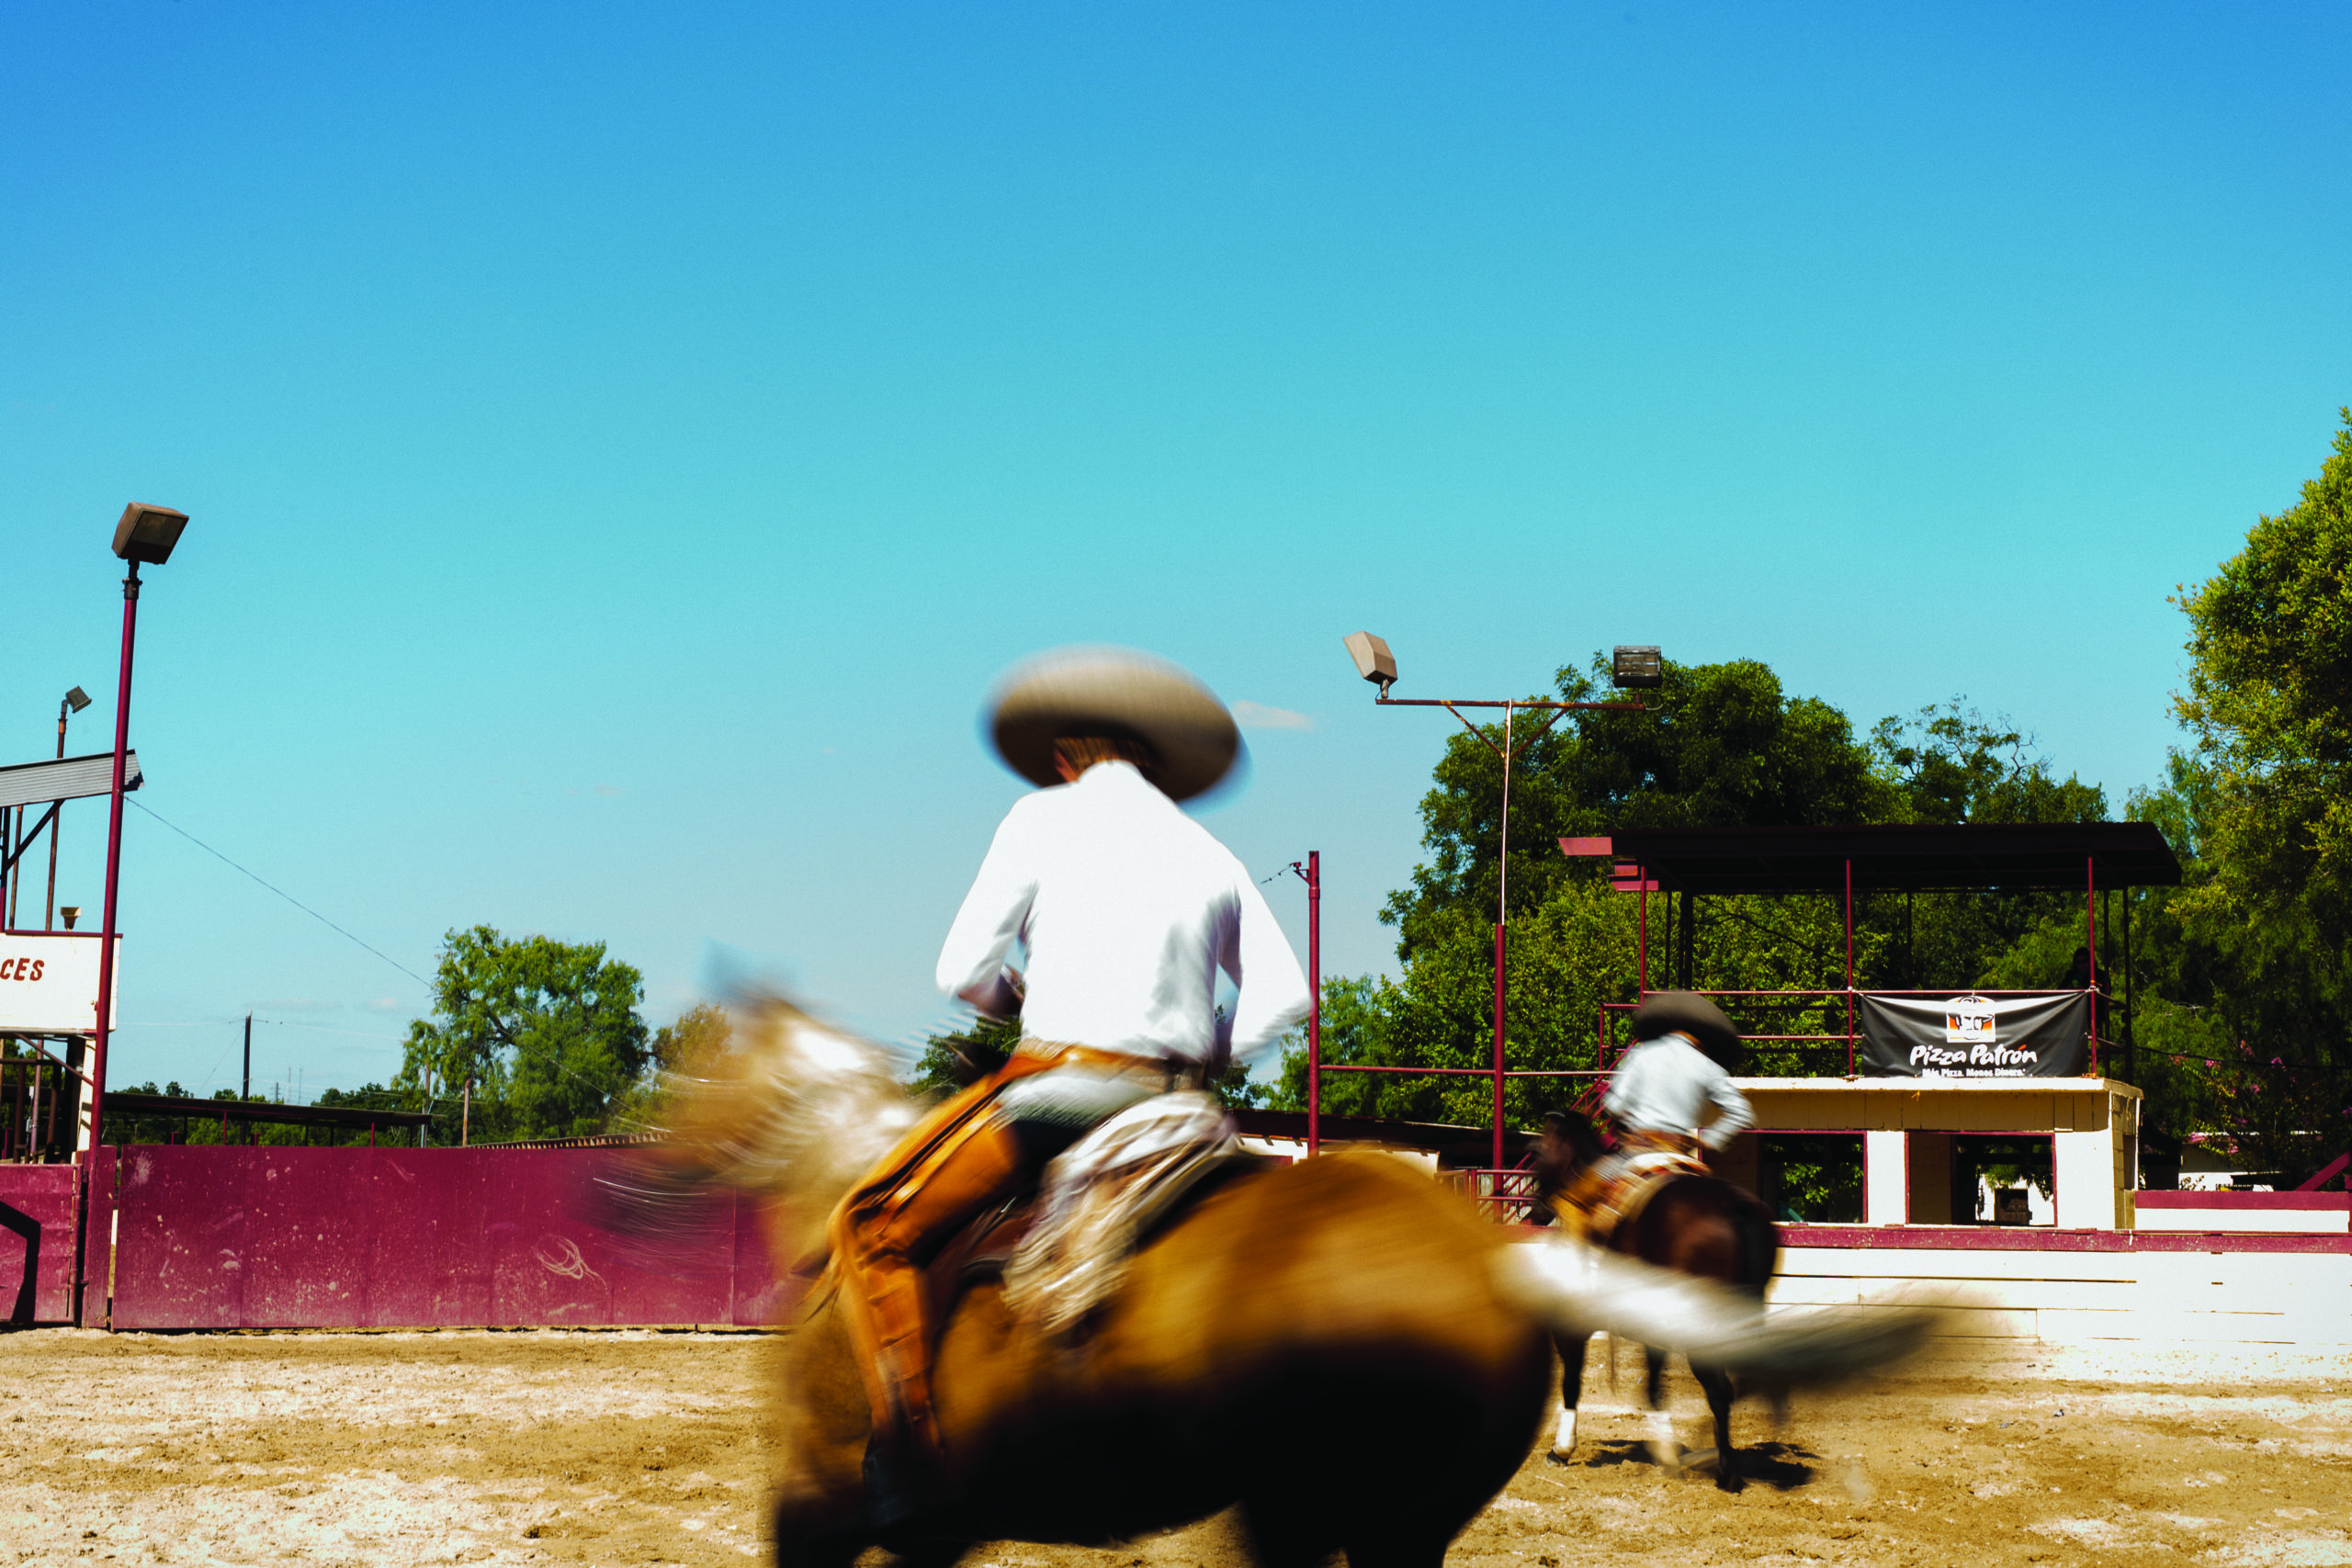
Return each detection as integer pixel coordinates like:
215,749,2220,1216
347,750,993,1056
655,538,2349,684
1532,1108,1781,1492
617,998,1923,1567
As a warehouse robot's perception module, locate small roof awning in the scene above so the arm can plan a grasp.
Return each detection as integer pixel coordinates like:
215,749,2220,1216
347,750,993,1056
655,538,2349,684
0,750,143,810
1559,822,2183,895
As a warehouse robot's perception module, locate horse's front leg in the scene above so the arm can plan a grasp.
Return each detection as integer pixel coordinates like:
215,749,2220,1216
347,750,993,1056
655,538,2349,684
1694,1362,1742,1493
1549,1331,1590,1460
1642,1346,1680,1477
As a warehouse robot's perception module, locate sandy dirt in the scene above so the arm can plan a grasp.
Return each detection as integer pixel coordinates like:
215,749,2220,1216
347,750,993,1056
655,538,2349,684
1,1328,2346,1567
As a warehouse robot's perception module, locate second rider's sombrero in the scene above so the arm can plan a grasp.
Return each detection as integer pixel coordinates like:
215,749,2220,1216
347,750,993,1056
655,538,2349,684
1631,991,1745,1069
988,645,1242,801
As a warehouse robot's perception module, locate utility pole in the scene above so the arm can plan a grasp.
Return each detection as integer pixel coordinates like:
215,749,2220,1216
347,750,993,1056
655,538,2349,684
242,1014,251,1100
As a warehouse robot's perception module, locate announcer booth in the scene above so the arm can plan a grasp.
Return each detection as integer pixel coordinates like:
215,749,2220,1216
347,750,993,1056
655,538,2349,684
0,749,149,1163
1563,821,2180,1234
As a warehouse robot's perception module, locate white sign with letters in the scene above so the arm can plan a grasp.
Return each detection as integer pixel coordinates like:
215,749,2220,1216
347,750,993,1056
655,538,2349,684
0,932,120,1032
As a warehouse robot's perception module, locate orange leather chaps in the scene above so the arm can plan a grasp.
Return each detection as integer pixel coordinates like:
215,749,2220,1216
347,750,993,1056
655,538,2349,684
826,1042,1171,1467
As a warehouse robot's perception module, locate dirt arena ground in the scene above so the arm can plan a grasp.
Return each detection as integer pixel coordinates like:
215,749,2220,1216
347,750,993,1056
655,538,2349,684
1,1328,2346,1567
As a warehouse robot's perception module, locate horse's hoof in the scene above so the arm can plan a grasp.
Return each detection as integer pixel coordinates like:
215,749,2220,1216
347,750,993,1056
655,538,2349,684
1648,1439,1681,1477
1715,1472,1745,1494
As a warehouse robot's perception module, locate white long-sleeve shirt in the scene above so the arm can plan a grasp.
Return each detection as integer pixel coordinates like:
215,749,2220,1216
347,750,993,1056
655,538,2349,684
1602,1032,1755,1152
934,761,1311,1066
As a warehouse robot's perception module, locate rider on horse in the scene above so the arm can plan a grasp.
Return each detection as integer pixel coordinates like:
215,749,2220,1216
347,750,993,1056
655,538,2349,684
1606,991,1753,1161
827,647,1310,1522
1556,992,1754,1244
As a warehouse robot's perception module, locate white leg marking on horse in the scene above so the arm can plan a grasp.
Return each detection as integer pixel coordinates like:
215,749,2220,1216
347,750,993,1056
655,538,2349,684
1552,1404,1577,1456
1647,1408,1680,1475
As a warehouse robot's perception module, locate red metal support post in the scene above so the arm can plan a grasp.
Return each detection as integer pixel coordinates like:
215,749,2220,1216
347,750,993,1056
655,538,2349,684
87,560,142,1152
1843,858,1855,1077
2086,855,2097,994
1637,873,1648,995
1492,703,1513,1172
1295,851,1321,1157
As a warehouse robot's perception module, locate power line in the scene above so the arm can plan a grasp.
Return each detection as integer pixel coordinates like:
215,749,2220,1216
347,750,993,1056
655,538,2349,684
126,797,431,990
123,797,627,1105
254,1018,408,1042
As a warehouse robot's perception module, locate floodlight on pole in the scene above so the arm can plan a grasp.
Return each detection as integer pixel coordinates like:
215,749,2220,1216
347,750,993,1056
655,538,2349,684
1342,631,1397,699
111,505,189,566
88,502,190,1155
44,687,94,931
1611,645,1664,690
1326,631,1663,1170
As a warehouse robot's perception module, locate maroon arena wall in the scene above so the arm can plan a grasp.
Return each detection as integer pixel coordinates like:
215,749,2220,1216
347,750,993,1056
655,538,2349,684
6,1146,792,1331
0,1162,83,1324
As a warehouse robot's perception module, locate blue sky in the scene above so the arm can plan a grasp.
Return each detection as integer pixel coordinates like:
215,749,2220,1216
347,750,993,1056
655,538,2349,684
5,2,2346,1098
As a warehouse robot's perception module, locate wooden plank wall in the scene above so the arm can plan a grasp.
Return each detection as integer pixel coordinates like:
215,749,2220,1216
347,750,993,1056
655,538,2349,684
1771,1243,2352,1345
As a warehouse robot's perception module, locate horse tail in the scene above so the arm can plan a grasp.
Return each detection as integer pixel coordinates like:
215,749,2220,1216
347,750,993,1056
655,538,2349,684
1494,1236,1932,1387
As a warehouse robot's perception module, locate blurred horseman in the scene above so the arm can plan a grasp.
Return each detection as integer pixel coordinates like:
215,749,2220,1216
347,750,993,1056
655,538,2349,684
1552,992,1755,1245
827,647,1310,1521
1603,991,1754,1163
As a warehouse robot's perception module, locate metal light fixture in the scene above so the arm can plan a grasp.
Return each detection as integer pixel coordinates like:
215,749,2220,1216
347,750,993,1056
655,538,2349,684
1342,631,1398,699
111,503,190,565
44,686,96,931
60,906,81,930
1611,645,1663,690
90,502,190,1151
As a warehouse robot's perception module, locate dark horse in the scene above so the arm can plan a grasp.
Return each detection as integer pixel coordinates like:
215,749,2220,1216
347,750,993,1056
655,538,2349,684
1532,1108,1781,1492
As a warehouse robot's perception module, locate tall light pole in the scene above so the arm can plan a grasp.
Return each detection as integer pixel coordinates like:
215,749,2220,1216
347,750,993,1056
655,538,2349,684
1341,634,1661,1169
45,686,92,931
86,504,189,1153
1287,852,1321,1156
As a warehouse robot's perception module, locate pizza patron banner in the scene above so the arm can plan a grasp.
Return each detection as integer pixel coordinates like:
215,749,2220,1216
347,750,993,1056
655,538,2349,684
1857,991,2092,1078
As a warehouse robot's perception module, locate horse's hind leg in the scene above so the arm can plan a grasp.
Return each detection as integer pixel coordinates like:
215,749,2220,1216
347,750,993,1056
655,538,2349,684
1342,1528,1454,1568
773,1516,868,1568
1243,1489,1338,1568
1694,1361,1742,1493
1642,1346,1680,1477
1550,1331,1589,1460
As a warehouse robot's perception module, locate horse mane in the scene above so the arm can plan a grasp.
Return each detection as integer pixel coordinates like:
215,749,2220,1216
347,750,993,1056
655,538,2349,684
599,990,922,1266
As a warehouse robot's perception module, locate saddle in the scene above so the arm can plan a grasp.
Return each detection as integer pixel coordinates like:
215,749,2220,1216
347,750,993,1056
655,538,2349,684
923,1090,1261,1339
1555,1131,1711,1252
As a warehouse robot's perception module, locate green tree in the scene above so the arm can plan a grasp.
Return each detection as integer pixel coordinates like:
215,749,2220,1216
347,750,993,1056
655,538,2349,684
2175,409,2352,951
606,1002,732,1129
1270,655,2120,1127
1867,700,2110,990
909,1013,1270,1110
909,1015,1021,1100
397,926,652,1143
1383,655,1894,960
2062,750,2352,1180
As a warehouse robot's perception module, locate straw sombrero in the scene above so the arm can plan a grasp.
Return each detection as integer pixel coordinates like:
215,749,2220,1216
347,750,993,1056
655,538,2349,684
987,646,1242,801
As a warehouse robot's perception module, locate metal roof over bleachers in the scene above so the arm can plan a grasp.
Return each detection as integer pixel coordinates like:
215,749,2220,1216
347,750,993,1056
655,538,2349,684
1560,821,2183,895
